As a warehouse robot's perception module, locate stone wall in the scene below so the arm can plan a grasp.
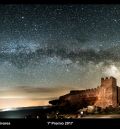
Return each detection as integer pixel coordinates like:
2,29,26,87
94,77,118,108
117,87,120,105
49,76,120,109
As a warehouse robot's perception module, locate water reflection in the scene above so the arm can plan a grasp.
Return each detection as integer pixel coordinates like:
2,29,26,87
0,106,49,118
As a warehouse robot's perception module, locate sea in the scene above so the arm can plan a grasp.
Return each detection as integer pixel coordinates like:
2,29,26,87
0,106,51,118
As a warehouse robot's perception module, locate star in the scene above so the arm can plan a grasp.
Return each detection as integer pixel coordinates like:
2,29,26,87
113,19,117,23
21,16,25,19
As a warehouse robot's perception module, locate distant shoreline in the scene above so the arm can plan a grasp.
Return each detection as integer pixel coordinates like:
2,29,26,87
0,106,52,118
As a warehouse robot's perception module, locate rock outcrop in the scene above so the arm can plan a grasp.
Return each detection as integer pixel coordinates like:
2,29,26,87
49,76,120,111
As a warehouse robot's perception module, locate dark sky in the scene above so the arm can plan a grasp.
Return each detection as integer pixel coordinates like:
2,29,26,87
0,4,120,109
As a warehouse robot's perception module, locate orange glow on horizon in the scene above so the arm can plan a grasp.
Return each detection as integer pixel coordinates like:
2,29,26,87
0,98,49,109
0,85,72,109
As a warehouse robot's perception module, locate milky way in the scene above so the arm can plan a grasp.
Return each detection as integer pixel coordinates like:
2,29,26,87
1,4,120,109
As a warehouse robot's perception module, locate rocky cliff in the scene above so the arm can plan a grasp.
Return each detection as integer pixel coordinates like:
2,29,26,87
49,76,119,111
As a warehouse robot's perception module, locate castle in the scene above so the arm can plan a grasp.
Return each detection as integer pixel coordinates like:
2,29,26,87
49,76,120,109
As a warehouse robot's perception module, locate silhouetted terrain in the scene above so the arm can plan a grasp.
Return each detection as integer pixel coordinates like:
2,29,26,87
0,106,54,118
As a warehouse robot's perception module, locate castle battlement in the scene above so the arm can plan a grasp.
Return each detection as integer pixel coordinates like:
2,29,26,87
101,76,117,87
101,76,115,80
49,76,120,109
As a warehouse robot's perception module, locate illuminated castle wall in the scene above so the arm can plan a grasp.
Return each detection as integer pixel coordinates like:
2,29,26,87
49,76,120,109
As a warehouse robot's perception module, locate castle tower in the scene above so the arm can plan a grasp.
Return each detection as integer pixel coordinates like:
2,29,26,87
95,76,118,108
101,76,116,87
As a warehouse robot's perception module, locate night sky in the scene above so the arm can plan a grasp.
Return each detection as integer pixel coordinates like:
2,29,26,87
1,4,120,109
